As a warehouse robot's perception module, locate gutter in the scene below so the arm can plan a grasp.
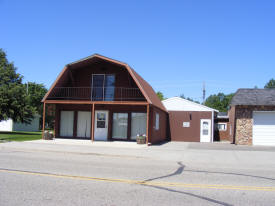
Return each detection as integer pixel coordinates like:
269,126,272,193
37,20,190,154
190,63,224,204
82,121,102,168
211,110,214,142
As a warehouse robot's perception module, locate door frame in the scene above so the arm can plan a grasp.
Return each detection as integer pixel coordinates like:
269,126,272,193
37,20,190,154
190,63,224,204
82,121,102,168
200,119,211,142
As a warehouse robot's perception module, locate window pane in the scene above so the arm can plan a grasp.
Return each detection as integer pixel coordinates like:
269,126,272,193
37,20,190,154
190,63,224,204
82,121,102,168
131,113,147,140
92,75,104,101
218,123,226,131
155,113,159,130
104,75,115,101
60,111,74,137
97,121,105,128
203,122,209,135
97,112,106,121
112,113,128,139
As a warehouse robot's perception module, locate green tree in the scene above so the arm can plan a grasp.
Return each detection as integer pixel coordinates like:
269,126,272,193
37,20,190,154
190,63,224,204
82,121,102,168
25,82,47,113
180,94,200,104
156,91,165,101
0,49,35,123
25,82,48,128
204,93,234,112
264,78,275,88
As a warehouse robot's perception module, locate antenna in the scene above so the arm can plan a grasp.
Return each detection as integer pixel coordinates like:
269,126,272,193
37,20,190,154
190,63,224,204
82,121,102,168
202,81,206,104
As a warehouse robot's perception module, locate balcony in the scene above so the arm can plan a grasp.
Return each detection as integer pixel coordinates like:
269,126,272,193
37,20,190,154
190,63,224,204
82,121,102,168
47,87,146,101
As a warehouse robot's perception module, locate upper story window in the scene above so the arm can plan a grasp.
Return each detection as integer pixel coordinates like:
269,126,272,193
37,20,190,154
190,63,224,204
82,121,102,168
91,74,115,101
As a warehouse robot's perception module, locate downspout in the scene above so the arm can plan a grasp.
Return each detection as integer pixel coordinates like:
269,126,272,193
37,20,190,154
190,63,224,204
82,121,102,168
211,111,214,142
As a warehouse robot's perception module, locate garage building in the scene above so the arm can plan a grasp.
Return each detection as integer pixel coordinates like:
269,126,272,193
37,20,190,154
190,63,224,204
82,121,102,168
162,97,218,142
229,89,275,146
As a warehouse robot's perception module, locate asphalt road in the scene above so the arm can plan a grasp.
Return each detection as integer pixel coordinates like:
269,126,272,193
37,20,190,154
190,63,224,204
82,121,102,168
1,141,275,206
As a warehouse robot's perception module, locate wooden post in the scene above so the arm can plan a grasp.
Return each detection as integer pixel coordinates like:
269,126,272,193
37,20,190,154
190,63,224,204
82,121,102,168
73,111,78,138
42,102,46,139
127,112,131,140
91,103,95,141
146,104,150,145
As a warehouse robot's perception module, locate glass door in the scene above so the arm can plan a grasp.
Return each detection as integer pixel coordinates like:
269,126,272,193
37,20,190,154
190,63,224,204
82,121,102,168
91,74,115,101
104,75,115,101
92,74,104,101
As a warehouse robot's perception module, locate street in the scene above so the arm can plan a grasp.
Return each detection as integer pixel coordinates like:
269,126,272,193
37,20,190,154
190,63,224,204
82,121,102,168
1,140,275,206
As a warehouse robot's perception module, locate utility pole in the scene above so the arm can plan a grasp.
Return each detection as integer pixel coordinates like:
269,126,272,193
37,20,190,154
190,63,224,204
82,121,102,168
26,82,29,95
202,81,206,104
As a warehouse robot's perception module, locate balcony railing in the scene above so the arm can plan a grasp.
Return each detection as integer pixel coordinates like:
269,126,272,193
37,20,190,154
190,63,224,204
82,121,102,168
47,87,146,101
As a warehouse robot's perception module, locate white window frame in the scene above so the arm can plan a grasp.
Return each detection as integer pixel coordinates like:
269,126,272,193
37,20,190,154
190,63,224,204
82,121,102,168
155,113,159,130
218,123,227,131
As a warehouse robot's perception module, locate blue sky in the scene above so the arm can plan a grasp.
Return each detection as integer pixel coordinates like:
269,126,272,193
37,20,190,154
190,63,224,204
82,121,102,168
0,0,274,102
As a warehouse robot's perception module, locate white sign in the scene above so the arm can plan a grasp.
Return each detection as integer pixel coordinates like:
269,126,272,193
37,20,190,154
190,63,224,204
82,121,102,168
183,122,190,127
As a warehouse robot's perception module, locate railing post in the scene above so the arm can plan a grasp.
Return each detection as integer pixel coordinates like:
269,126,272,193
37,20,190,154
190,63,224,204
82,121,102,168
121,87,122,101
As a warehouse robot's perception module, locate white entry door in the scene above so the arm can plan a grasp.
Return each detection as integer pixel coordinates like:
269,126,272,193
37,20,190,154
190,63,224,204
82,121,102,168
94,110,108,141
60,111,74,137
200,119,211,142
77,111,91,138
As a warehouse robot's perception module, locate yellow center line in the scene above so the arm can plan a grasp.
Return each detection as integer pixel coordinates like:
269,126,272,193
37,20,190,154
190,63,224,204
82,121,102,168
1,168,275,192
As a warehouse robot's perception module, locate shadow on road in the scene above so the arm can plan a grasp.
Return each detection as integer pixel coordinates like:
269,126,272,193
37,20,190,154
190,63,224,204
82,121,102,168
183,169,275,181
142,162,233,206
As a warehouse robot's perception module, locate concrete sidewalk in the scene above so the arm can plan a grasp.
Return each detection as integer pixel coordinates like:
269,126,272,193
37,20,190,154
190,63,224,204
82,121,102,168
31,138,148,148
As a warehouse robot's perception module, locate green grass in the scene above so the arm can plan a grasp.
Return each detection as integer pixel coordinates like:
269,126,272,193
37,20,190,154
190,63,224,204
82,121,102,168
0,131,42,143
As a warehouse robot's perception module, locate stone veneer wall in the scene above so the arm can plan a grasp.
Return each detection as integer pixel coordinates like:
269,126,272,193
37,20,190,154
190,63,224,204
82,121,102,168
235,105,275,145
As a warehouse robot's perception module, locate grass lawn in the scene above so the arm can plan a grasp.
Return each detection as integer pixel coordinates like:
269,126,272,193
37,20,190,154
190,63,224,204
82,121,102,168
0,131,42,143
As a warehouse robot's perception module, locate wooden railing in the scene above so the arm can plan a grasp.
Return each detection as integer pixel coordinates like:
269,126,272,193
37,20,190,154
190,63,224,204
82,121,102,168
47,87,145,101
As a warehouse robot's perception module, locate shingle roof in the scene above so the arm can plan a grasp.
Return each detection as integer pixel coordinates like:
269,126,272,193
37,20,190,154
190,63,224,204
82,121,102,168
231,89,275,106
129,67,166,111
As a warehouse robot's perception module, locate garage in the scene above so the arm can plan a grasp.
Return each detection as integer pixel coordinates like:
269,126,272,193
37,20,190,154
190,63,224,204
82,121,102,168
162,97,218,142
253,111,275,146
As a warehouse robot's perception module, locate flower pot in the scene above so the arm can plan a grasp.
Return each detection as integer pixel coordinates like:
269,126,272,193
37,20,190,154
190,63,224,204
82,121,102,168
136,137,146,144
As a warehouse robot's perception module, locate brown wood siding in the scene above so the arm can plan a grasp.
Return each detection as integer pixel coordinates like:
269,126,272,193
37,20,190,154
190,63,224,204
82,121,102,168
70,61,141,94
149,106,168,144
168,111,212,142
228,106,236,143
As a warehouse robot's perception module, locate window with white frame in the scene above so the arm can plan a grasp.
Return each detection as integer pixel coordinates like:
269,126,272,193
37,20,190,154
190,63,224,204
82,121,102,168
155,113,159,130
218,123,227,131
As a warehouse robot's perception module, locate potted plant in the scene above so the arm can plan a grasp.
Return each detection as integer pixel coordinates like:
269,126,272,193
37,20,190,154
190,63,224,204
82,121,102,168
43,131,54,140
136,134,146,144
